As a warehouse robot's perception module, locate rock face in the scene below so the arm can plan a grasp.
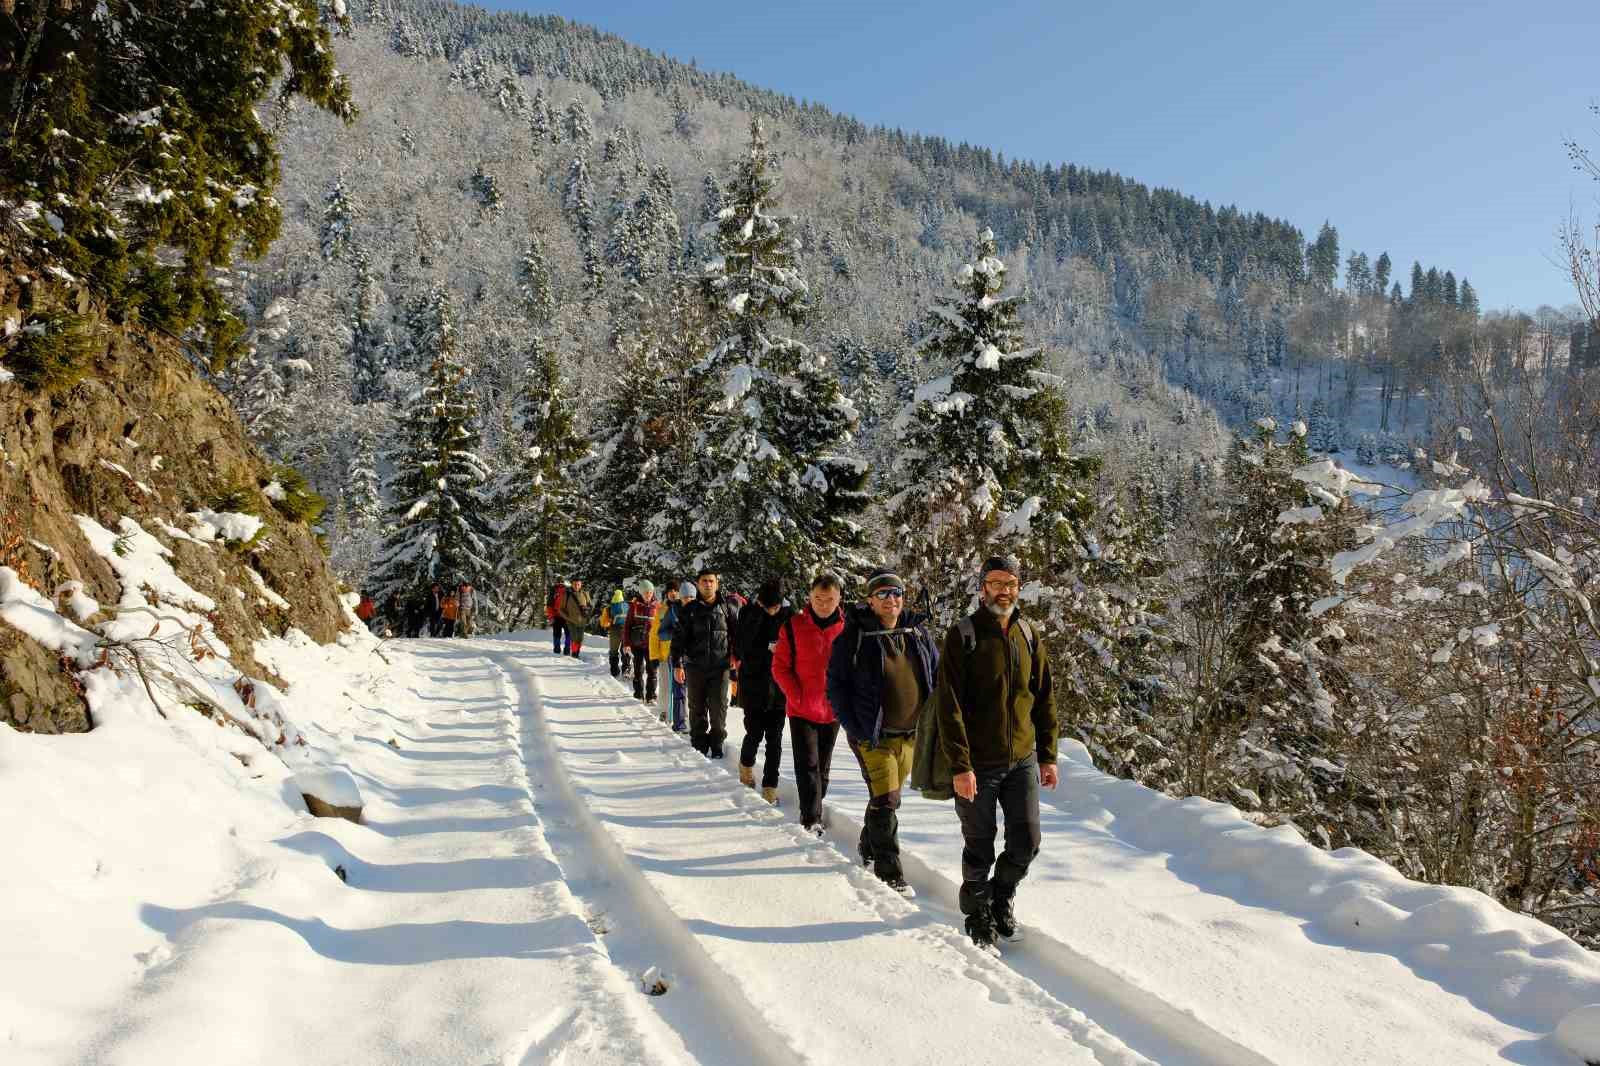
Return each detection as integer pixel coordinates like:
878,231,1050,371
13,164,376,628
0,262,349,733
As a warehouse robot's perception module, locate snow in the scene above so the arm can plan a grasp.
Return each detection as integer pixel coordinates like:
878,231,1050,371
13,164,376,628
291,766,363,809
1558,1005,1600,1062
6,627,1599,1065
186,508,265,545
0,566,99,662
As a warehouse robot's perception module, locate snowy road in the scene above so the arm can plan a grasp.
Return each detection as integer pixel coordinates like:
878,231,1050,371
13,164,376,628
15,629,1594,1065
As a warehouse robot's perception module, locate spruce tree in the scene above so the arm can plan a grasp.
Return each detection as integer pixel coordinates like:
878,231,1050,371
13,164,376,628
659,119,868,588
885,227,1052,623
348,246,389,404
1,0,355,366
1191,420,1360,829
371,287,495,605
492,337,588,626
320,178,359,262
516,237,557,327
562,99,594,155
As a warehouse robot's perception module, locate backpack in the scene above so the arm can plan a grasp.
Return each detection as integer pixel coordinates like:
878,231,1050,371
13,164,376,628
955,614,1037,659
551,585,567,615
442,594,459,620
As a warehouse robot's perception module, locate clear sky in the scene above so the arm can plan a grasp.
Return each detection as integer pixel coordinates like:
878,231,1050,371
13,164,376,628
486,1,1597,312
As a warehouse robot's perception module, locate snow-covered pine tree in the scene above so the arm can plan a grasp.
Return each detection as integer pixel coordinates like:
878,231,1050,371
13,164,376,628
516,237,557,328
330,420,386,585
529,87,558,148
1008,387,1175,788
580,287,700,583
320,178,359,262
884,227,1051,623
371,286,495,606
348,246,390,403
491,336,589,627
660,119,867,588
562,99,594,155
1186,418,1362,836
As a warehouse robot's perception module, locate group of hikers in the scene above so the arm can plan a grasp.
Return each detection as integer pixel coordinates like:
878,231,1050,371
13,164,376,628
542,555,1057,952
356,581,478,639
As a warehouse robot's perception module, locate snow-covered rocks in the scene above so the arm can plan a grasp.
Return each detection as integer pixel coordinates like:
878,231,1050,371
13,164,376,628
185,507,265,545
292,767,364,823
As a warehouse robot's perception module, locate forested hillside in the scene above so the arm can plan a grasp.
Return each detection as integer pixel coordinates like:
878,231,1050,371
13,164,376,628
215,1,1600,947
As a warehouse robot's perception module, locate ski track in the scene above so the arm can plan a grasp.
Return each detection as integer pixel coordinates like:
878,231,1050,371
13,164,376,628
483,635,1160,1066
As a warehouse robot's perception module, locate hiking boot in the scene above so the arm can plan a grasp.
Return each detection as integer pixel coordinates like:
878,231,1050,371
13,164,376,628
965,907,998,952
857,833,873,867
885,876,915,899
738,764,756,788
803,822,825,840
761,786,779,805
991,893,1021,942
709,746,725,760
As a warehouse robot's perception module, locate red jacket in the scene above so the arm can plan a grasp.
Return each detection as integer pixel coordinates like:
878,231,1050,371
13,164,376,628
772,607,845,724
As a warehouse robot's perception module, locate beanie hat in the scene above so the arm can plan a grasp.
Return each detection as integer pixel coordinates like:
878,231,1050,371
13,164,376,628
638,579,655,596
757,577,783,606
611,589,625,603
679,581,697,601
980,554,1020,578
865,568,904,595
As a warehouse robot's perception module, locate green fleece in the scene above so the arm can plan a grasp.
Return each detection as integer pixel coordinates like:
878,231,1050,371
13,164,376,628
934,608,1056,774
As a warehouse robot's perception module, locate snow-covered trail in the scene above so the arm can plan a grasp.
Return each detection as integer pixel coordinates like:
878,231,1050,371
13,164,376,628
483,634,1155,1066
61,640,682,1066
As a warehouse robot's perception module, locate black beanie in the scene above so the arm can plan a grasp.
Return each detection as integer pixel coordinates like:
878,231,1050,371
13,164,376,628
865,568,904,595
757,577,783,606
980,554,1020,578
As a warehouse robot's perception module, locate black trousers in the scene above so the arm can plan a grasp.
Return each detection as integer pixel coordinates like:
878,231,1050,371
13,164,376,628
955,754,1042,916
788,717,838,828
631,646,657,700
684,667,729,753
551,620,569,654
738,677,785,788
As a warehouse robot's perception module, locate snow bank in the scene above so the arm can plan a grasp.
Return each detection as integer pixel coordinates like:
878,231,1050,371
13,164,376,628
1054,740,1600,1037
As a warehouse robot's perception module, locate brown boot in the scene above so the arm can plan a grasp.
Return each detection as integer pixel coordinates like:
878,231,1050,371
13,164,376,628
762,786,779,805
738,763,755,788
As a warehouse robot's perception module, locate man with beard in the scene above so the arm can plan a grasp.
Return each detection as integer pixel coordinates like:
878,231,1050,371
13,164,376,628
935,555,1057,951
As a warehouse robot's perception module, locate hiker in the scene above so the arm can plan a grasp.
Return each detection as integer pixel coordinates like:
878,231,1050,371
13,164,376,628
603,588,630,676
671,567,740,757
734,576,792,805
828,567,938,895
355,591,376,628
428,581,445,637
438,587,460,638
546,580,570,654
456,581,476,637
772,570,846,836
627,581,661,702
650,584,678,725
658,581,694,732
558,578,592,658
937,555,1057,950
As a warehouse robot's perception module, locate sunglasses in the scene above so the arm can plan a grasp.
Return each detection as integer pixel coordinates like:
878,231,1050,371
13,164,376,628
872,587,905,600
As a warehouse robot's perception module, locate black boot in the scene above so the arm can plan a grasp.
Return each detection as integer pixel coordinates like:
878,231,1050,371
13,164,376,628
857,828,873,867
965,904,997,951
991,888,1020,942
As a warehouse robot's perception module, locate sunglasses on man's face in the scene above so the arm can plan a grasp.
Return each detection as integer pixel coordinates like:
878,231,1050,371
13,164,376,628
872,588,905,600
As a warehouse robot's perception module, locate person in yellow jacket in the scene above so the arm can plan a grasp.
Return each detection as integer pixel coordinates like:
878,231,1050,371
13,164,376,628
648,589,672,724
601,588,630,678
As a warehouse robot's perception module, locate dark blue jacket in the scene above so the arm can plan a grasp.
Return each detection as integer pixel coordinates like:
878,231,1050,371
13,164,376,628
826,603,939,744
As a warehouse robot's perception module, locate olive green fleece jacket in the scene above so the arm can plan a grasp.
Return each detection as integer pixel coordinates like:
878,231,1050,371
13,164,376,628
934,607,1057,775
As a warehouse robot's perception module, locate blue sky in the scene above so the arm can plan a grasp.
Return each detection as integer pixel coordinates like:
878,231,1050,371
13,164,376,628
490,1,1596,312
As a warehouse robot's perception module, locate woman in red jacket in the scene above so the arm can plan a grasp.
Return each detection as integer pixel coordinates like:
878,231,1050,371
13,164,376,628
772,570,846,836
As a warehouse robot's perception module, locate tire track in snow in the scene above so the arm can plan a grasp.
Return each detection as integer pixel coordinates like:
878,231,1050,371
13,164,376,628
802,788,1281,1066
484,643,802,1066
500,641,1157,1066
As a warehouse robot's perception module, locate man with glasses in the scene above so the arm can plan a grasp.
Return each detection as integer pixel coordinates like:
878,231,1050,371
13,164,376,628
828,568,939,895
936,554,1057,951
